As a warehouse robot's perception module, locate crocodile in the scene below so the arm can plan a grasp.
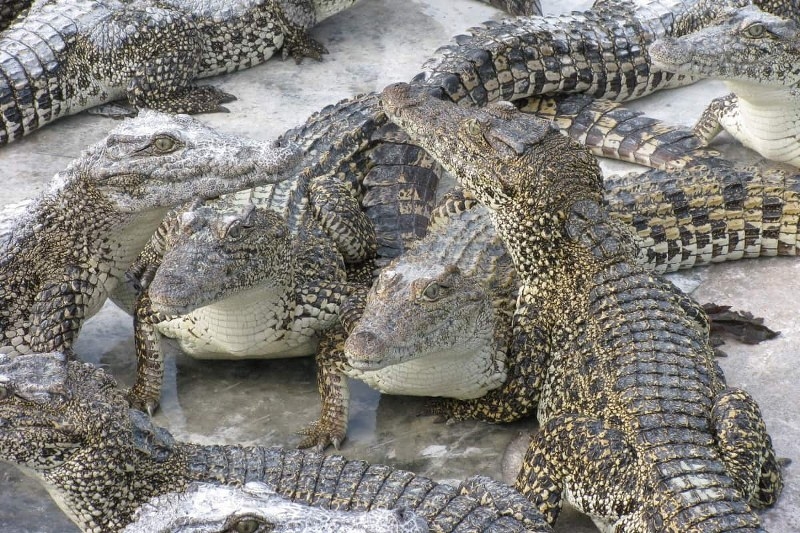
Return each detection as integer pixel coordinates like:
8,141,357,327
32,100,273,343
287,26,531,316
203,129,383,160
0,0,362,145
302,95,789,449
0,110,303,357
0,352,553,533
124,482,430,533
413,0,734,107
338,154,793,448
649,4,800,167
126,199,361,414
381,82,783,530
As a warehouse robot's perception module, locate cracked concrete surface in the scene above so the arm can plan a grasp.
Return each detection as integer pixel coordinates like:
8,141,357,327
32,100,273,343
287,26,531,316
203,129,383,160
0,1,796,531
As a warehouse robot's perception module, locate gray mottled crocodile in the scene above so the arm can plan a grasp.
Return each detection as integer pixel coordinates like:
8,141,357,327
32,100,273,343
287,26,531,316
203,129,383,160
126,198,360,414
124,481,430,533
0,0,362,145
414,0,711,107
0,352,553,533
339,154,794,447
0,110,303,357
649,4,800,167
381,82,783,530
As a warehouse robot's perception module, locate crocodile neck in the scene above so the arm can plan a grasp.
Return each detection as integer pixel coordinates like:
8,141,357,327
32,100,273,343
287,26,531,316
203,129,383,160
157,282,314,358
724,81,800,166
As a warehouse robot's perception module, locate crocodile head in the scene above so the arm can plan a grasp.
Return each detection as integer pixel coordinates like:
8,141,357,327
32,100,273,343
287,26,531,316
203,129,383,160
0,352,126,470
343,203,511,399
381,83,602,220
650,5,800,90
125,481,429,533
147,201,295,316
52,110,303,214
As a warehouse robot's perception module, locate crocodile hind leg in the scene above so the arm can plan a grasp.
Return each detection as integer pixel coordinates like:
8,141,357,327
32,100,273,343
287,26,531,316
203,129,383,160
297,325,350,451
514,413,638,527
273,0,327,62
127,293,168,415
711,387,784,508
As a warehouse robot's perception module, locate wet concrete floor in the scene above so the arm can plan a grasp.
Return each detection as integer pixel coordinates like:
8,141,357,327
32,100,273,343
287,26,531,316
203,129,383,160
0,1,797,531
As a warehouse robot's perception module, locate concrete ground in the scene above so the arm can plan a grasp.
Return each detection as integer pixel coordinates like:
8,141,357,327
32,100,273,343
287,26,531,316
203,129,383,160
0,1,796,531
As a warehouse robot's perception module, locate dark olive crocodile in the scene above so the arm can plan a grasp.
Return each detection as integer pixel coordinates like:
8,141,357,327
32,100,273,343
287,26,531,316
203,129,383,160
0,0,362,145
0,111,303,357
0,352,552,533
381,82,783,531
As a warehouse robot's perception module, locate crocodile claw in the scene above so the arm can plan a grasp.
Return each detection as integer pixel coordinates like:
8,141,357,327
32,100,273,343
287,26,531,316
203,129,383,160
125,388,161,417
296,419,345,451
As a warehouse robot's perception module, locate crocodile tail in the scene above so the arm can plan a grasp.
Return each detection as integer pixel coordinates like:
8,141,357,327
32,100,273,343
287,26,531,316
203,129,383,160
0,10,77,145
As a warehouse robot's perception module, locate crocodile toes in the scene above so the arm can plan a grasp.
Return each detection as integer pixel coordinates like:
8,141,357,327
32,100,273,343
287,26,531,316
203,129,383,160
296,420,345,451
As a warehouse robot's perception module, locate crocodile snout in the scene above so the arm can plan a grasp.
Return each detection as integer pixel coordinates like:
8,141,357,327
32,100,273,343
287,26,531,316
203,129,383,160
344,330,387,370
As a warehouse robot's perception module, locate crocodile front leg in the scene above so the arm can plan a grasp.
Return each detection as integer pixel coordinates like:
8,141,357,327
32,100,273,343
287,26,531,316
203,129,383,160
309,175,377,264
297,325,350,451
128,293,169,415
28,275,92,354
692,93,738,146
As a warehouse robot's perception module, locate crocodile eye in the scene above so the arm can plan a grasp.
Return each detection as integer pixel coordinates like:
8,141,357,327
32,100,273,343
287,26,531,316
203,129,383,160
152,135,178,153
226,221,243,240
422,282,441,301
743,22,766,38
232,518,269,533
464,118,483,138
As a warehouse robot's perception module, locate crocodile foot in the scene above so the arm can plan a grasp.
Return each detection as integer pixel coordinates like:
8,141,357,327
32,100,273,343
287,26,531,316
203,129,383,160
282,31,327,63
131,84,237,114
126,387,160,417
87,101,138,119
296,417,346,452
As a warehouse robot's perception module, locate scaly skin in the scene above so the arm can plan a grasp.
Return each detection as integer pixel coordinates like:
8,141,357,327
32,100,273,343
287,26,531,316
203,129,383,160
0,0,362,144
124,482,429,533
414,0,712,106
381,82,782,531
0,352,552,533
649,4,800,167
324,100,787,450
0,110,302,357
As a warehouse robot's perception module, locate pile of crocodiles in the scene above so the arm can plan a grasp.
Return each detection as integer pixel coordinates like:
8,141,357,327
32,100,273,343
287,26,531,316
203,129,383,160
0,0,798,531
